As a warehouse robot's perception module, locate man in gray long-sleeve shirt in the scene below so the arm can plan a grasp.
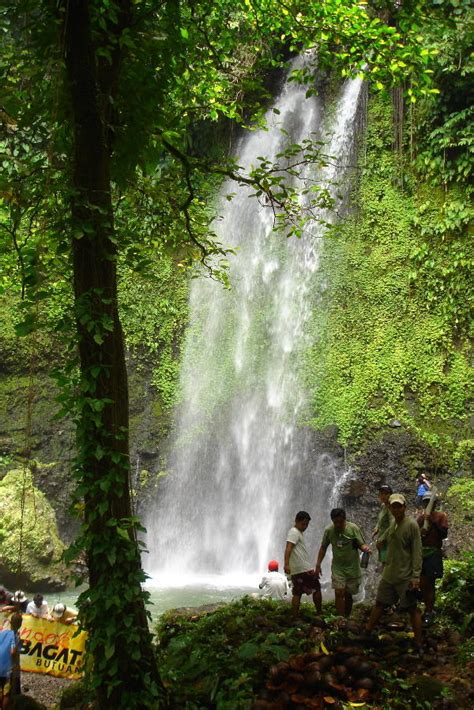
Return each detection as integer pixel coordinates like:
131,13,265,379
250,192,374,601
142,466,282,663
365,493,423,652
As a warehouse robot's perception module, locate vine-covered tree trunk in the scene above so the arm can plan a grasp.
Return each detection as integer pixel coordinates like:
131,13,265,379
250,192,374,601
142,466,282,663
62,1,161,706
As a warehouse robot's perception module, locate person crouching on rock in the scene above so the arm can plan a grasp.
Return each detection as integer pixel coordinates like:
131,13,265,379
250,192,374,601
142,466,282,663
51,602,78,626
258,560,289,600
315,508,370,618
0,612,22,710
284,511,322,616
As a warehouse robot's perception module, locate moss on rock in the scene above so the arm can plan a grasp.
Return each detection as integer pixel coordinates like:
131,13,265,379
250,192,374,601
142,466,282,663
0,468,68,591
301,94,472,466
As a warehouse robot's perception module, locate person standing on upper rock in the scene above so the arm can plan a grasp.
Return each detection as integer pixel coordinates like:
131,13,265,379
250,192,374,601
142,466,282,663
415,473,431,511
365,493,423,654
50,602,78,626
417,491,448,626
372,484,394,569
284,511,322,615
315,508,370,617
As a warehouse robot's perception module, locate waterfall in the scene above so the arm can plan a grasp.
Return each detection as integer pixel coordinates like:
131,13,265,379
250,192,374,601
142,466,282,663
145,60,363,584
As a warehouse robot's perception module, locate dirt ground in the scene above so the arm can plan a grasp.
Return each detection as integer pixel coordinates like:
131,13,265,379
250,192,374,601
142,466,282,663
20,672,72,709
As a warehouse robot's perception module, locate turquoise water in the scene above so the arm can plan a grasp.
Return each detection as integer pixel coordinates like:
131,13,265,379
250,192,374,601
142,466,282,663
38,576,259,621
35,571,344,621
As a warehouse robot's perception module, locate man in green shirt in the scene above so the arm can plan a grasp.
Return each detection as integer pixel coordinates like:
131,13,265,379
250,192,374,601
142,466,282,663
372,484,394,567
365,493,423,652
315,508,370,617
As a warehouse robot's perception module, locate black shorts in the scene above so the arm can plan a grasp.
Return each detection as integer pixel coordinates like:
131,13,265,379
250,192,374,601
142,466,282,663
291,571,321,596
421,550,443,579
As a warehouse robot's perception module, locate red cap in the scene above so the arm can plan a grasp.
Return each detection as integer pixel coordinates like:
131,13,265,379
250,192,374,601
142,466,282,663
268,560,279,571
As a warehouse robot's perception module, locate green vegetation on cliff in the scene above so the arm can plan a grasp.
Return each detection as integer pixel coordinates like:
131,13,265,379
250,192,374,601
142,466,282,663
300,0,473,468
302,91,472,466
119,256,189,413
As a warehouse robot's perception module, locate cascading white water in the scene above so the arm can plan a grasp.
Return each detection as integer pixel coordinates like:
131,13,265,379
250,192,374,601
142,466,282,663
146,60,363,585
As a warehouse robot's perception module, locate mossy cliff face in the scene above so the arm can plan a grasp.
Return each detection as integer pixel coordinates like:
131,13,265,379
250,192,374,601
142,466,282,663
0,372,77,543
0,251,189,580
302,95,472,471
0,468,67,591
0,363,174,584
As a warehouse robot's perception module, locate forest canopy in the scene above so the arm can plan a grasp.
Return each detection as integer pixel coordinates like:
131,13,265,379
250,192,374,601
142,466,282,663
0,0,472,708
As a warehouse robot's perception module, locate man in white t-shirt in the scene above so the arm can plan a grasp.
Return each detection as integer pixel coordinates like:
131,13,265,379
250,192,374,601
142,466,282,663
284,510,322,615
25,593,49,618
258,560,289,600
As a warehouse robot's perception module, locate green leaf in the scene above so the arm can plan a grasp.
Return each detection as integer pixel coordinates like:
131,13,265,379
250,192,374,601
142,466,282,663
116,527,130,541
94,445,105,461
237,641,259,660
104,643,115,661
266,644,290,661
14,314,36,336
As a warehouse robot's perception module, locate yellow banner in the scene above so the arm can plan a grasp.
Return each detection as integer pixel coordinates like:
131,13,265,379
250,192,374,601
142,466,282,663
0,612,87,680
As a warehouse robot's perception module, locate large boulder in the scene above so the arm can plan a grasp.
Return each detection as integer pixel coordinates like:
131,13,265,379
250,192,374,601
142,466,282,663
0,468,68,591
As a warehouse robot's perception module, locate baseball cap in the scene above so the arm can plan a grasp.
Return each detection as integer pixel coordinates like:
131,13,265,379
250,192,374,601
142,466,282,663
268,560,279,571
52,603,66,618
389,493,406,506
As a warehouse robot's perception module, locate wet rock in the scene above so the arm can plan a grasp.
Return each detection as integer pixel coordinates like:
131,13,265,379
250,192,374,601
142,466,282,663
340,479,366,498
0,435,15,455
447,630,463,646
37,544,55,564
321,425,340,440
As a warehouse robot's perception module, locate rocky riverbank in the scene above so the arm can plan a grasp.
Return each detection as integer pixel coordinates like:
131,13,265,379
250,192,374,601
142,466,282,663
156,596,474,710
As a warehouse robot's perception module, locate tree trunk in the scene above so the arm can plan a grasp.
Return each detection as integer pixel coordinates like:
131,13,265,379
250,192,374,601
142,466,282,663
62,1,161,706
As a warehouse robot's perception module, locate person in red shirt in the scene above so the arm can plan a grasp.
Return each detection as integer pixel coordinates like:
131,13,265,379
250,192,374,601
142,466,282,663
417,491,448,626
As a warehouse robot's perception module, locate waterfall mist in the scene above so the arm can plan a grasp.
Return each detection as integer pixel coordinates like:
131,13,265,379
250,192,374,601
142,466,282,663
145,61,364,585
